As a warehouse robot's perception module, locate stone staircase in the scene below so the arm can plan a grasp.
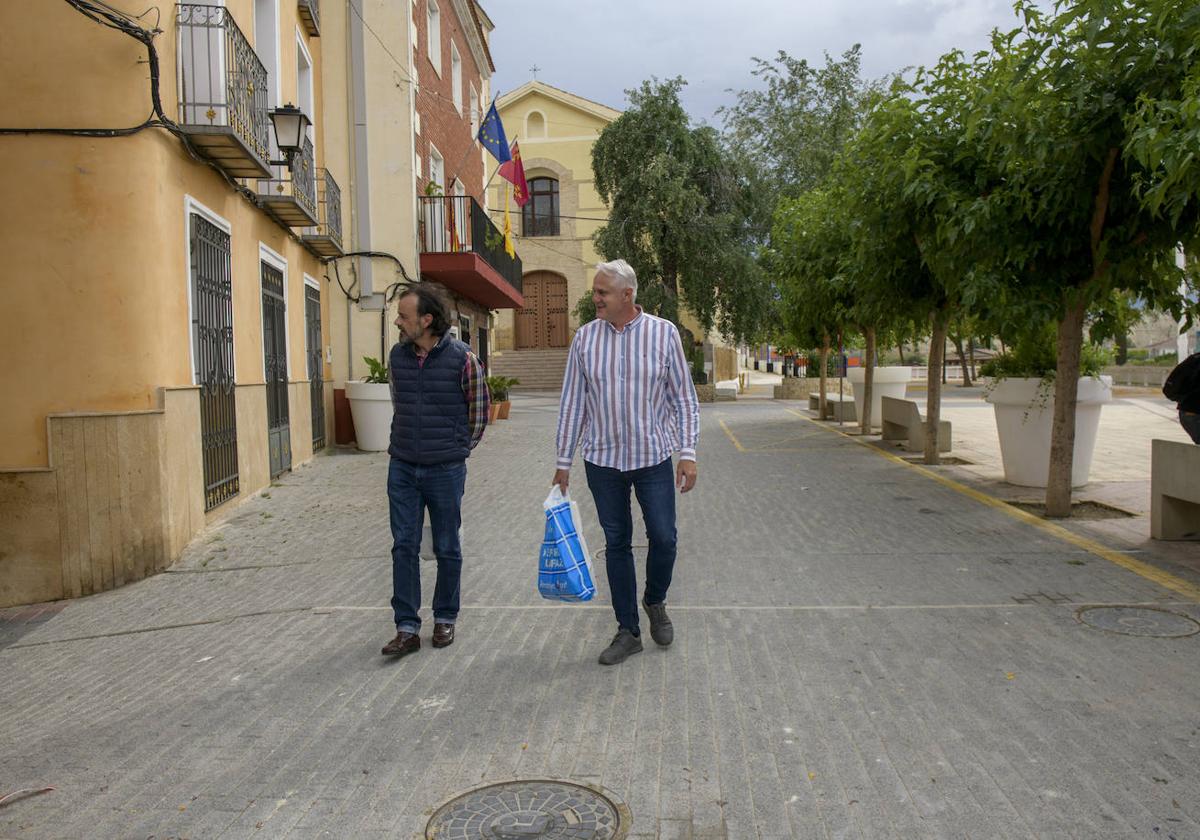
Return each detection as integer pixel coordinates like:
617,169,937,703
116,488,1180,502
489,347,570,391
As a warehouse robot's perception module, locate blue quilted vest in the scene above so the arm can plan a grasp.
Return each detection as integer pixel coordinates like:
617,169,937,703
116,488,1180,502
388,334,471,464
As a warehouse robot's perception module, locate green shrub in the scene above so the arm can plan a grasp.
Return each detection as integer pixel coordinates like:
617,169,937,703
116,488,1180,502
485,375,520,401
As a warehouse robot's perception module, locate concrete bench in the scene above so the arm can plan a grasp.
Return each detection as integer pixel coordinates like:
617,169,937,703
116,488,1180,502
809,392,856,421
1151,439,1200,539
881,396,951,453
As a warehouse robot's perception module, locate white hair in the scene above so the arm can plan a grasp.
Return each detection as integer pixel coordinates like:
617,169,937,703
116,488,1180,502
595,259,638,301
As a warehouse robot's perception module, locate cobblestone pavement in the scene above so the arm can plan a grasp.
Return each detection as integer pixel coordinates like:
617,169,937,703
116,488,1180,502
2,393,1199,839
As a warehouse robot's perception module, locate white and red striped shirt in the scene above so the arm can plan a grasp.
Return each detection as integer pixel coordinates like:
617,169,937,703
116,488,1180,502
556,309,700,472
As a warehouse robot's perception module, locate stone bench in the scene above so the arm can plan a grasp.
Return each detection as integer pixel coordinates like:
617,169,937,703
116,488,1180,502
808,392,856,421
1151,439,1200,540
881,396,951,452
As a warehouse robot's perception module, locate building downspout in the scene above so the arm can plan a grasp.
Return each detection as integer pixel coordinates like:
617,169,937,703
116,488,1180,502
349,0,376,311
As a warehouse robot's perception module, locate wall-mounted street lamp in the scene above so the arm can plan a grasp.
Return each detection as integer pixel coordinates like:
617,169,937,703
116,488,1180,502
268,103,311,170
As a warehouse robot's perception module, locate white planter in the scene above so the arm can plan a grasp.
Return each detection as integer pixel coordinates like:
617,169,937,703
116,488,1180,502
345,380,393,452
985,376,1112,488
847,366,913,428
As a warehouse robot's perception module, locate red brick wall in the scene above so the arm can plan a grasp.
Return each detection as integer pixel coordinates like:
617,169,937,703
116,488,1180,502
413,0,486,202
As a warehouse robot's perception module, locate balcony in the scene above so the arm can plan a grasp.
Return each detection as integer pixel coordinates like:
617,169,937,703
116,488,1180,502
302,169,343,256
298,0,320,36
177,4,271,178
418,196,524,309
255,136,318,227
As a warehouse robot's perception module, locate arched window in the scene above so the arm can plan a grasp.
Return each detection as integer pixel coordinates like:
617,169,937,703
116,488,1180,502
526,110,546,138
522,177,559,237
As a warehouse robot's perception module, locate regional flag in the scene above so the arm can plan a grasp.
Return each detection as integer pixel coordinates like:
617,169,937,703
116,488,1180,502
477,101,511,164
498,142,529,207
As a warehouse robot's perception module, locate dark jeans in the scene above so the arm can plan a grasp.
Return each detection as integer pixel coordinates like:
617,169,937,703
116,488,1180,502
1181,410,1200,444
584,458,678,635
388,458,467,633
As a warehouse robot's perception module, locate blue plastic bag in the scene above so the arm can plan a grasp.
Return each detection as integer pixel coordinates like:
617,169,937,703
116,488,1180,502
538,485,596,602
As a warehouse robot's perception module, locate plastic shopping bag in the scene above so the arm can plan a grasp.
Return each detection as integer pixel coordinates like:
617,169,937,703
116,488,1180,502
538,485,596,602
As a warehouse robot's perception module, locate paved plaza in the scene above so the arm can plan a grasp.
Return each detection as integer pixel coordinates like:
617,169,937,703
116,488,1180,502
2,383,1199,839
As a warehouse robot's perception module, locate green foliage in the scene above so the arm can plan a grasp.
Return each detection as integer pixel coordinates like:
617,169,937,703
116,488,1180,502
485,375,519,402
977,324,1109,380
573,290,597,326
591,77,770,342
362,356,388,384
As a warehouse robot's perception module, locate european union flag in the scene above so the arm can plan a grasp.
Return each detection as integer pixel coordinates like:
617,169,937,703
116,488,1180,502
477,100,511,164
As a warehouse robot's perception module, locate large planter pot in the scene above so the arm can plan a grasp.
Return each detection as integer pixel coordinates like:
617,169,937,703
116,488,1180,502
985,376,1113,488
345,381,392,452
496,400,511,420
847,366,912,428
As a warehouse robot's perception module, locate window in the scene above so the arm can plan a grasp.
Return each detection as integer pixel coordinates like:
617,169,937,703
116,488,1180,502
429,144,444,187
450,41,462,114
469,83,479,137
522,177,560,237
426,0,441,74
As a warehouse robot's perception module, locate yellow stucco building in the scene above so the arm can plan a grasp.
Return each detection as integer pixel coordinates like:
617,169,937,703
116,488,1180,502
486,80,737,388
0,0,341,606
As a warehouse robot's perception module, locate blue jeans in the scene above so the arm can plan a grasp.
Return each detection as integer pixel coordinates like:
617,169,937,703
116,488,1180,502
388,458,467,633
584,458,678,635
1181,410,1200,444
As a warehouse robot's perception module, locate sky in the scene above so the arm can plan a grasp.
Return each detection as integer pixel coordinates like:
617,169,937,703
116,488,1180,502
484,0,1048,127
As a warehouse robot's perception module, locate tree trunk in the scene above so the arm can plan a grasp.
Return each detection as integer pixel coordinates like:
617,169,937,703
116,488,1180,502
1045,296,1087,517
968,337,977,380
819,331,830,419
924,311,948,464
1115,332,1128,366
951,330,972,387
860,326,876,433
897,341,906,364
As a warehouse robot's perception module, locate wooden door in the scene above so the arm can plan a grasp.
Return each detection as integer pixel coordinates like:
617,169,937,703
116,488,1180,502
515,271,570,349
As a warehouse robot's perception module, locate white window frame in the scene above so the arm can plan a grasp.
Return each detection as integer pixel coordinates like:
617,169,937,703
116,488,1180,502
429,142,445,187
450,40,462,114
258,242,290,381
295,29,316,147
184,195,234,386
426,0,441,76
469,82,479,137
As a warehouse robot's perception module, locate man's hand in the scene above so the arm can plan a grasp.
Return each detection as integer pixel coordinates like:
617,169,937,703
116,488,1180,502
676,460,697,494
552,469,570,493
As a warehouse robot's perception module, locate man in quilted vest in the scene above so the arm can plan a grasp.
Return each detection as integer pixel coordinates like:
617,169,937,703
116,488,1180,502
381,284,489,658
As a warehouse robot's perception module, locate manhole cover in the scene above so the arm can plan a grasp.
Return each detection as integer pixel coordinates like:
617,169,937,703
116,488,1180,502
426,780,628,839
1076,606,1200,638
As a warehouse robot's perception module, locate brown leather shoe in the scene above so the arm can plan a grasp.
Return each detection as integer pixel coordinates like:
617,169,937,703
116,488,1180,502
432,622,455,648
381,631,420,657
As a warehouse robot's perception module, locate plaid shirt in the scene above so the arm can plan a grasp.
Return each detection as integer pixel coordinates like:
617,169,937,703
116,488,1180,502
416,347,489,449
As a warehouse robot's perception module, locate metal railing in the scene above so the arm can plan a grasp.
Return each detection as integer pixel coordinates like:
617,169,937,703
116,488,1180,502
259,135,317,220
177,4,270,163
418,195,523,294
316,169,342,247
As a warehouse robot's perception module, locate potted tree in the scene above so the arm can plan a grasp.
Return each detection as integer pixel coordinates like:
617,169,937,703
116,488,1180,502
345,356,392,451
981,325,1112,488
485,375,519,420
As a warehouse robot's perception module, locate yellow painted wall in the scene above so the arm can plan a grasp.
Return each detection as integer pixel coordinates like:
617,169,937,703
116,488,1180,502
0,0,335,605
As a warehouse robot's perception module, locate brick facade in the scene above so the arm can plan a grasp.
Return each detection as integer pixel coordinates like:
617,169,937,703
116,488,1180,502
412,0,487,203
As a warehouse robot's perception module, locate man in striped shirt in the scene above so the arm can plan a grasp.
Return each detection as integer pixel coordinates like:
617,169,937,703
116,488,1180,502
553,259,700,665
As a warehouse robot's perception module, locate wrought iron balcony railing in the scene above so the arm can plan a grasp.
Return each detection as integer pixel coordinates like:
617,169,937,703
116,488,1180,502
298,0,320,36
418,195,523,294
302,169,343,256
177,4,271,178
256,135,318,227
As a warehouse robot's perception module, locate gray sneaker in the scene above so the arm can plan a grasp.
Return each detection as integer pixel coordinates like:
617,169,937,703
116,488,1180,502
598,629,643,665
642,598,674,646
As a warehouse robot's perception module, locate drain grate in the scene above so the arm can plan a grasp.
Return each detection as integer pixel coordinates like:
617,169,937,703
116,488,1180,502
425,780,628,839
1076,606,1200,638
